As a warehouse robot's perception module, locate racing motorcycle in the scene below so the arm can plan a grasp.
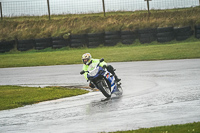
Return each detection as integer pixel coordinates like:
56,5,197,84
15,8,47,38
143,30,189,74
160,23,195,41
80,58,123,98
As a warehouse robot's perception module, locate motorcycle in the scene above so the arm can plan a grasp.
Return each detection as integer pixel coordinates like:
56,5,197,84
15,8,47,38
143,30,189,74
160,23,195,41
80,58,123,98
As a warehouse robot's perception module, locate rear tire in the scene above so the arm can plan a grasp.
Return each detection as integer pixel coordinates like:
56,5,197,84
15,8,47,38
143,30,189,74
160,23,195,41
116,84,123,95
97,79,111,98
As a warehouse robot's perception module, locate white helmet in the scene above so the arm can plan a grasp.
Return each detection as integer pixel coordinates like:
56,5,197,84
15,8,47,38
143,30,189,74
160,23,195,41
82,53,92,65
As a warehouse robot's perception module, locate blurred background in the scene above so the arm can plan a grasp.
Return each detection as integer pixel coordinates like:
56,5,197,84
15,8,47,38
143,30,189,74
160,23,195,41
0,0,199,17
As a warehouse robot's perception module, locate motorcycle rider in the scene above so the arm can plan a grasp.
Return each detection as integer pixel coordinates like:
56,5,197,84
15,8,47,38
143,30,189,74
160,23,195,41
81,53,121,88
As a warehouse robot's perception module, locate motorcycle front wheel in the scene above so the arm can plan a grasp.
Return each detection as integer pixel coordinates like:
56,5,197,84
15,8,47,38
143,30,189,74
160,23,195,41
97,79,111,98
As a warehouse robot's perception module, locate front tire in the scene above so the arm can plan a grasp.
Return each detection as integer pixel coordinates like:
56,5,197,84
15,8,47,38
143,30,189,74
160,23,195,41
97,79,111,98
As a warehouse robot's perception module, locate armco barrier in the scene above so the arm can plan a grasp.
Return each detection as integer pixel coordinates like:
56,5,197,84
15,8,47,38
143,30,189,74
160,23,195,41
0,26,199,52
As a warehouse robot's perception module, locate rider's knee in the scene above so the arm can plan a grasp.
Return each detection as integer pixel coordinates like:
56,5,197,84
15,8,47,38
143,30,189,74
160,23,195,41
106,65,115,74
106,65,113,70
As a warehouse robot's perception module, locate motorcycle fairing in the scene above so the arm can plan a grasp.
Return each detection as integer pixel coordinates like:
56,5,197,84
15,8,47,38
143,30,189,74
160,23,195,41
87,66,105,80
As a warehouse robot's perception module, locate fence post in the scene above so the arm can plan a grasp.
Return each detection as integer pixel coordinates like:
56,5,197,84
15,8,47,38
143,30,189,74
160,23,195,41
47,0,51,20
0,2,3,21
145,0,151,20
146,0,150,14
102,0,106,17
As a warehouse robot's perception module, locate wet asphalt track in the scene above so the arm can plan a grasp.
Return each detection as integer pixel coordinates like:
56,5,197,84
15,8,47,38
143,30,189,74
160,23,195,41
0,59,200,133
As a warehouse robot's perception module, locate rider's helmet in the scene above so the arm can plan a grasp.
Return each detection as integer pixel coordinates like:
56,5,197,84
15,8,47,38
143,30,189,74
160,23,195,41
82,53,92,65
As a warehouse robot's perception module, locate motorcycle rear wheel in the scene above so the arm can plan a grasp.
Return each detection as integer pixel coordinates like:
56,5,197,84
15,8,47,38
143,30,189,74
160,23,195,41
116,84,123,95
97,79,111,98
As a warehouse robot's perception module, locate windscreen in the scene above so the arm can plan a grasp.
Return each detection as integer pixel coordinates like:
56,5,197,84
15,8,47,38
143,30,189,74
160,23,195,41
87,62,98,71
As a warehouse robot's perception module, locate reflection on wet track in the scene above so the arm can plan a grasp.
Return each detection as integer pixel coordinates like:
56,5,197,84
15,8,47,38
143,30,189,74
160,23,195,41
0,59,200,133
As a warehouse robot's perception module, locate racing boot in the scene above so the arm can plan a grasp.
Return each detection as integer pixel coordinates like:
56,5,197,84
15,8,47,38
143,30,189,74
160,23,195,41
114,75,121,82
106,65,121,82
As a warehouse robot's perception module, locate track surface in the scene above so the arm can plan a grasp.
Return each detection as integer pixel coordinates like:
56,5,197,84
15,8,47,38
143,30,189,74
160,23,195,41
0,59,200,133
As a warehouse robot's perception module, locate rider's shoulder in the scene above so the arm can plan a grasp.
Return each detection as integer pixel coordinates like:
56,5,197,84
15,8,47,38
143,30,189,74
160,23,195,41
91,58,99,62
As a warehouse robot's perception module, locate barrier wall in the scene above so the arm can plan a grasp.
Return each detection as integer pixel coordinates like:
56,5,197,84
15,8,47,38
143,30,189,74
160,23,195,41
0,26,199,53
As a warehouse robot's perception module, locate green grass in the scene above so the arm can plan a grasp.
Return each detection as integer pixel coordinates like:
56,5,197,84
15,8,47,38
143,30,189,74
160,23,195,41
108,122,200,133
0,37,200,68
1,6,200,41
0,85,89,110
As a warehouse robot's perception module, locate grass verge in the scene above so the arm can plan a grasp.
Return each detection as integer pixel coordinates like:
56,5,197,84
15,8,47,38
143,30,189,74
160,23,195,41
108,122,200,133
0,85,89,110
1,6,200,40
0,37,200,68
